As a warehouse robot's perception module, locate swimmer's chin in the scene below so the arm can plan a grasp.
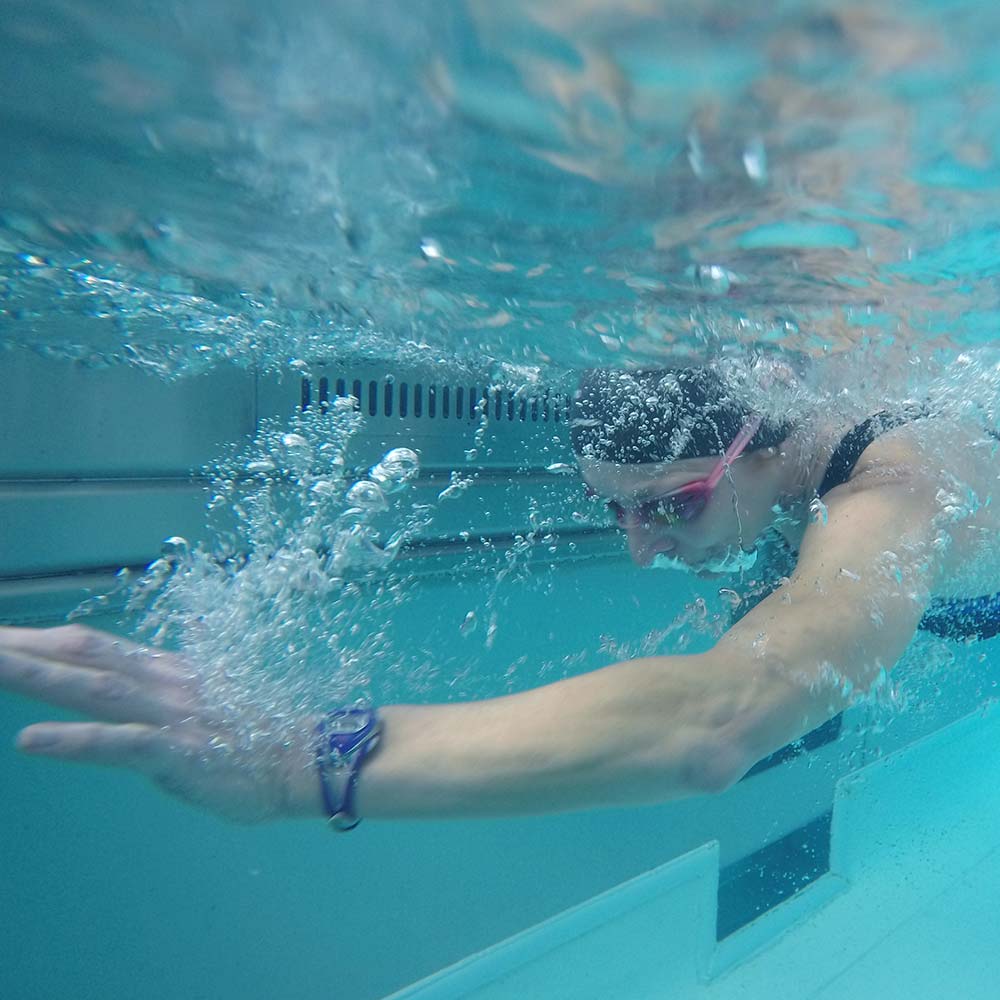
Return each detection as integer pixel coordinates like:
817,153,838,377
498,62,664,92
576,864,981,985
648,546,758,576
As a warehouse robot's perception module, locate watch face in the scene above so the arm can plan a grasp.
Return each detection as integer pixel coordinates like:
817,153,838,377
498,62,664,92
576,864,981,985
325,708,370,736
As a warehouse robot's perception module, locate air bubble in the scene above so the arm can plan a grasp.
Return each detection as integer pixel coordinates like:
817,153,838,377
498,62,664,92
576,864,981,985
161,536,189,560
145,558,173,584
281,433,312,472
719,588,742,608
694,264,733,296
742,136,768,183
438,473,472,501
369,447,419,494
809,497,829,525
420,238,443,260
331,525,395,572
346,480,388,512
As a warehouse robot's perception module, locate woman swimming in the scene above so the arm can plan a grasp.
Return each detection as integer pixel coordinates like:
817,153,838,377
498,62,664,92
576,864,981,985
2,363,998,827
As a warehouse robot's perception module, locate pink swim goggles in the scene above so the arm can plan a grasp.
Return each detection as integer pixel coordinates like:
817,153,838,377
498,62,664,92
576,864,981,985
601,415,763,527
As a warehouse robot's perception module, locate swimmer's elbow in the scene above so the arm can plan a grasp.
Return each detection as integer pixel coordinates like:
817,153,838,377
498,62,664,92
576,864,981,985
686,736,749,795
667,671,796,796
627,662,754,799
667,727,750,797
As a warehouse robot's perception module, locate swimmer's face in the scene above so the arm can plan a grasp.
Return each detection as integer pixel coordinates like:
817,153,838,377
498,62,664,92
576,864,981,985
578,452,778,575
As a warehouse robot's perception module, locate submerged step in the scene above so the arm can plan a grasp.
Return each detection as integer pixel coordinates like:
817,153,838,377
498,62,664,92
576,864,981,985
387,702,1000,1000
704,700,1000,998
385,842,719,1000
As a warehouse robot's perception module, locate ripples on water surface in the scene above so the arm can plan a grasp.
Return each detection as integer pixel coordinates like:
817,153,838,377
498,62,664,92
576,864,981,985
5,0,1000,378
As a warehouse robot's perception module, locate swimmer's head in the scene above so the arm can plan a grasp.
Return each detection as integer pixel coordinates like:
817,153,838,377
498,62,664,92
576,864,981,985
569,366,792,465
571,365,797,573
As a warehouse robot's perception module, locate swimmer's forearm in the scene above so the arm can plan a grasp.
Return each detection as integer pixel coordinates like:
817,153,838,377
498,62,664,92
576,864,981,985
286,652,752,820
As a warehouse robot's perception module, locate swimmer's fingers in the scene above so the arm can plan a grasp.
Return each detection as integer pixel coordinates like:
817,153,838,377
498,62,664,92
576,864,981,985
5,627,294,823
0,646,193,726
16,721,194,772
0,625,191,685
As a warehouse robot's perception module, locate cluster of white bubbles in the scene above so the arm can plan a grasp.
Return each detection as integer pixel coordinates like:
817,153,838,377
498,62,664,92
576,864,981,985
117,399,427,751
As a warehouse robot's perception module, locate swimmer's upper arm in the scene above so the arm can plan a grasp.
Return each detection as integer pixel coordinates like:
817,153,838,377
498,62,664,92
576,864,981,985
707,459,943,771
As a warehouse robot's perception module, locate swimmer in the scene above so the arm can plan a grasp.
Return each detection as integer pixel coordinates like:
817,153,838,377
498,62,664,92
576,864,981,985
3,363,1000,827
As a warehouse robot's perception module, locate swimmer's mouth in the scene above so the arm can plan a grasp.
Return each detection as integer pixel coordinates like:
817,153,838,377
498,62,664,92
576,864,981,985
649,546,758,575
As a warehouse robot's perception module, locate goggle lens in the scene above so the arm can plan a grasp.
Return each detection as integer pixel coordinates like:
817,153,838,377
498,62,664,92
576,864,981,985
605,488,707,527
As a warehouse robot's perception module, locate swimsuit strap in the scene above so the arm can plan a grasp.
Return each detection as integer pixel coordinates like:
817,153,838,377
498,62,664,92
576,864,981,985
818,405,927,498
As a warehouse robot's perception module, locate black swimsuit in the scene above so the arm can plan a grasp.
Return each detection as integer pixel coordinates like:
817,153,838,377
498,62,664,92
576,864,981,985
819,410,1000,642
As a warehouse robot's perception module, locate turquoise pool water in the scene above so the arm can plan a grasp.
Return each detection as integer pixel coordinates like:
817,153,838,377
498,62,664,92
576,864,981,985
4,2,1000,997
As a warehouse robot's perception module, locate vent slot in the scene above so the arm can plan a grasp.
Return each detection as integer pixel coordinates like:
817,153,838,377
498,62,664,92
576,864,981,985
300,377,572,423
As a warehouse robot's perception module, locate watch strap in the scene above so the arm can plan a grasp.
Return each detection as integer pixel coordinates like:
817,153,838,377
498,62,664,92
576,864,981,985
315,707,381,831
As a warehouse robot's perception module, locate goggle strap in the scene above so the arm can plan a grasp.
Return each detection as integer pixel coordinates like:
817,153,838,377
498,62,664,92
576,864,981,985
704,415,763,491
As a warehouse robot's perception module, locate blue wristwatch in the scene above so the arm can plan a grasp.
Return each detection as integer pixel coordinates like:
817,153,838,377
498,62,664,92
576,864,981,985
314,707,382,831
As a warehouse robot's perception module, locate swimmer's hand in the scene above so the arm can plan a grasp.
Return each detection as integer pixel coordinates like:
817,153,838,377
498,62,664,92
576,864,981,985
0,624,306,823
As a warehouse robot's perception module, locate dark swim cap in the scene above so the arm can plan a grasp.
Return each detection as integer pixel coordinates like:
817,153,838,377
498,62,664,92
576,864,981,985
570,367,792,464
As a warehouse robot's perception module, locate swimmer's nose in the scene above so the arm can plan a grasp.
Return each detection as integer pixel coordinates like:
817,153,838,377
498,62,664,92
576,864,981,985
625,524,674,567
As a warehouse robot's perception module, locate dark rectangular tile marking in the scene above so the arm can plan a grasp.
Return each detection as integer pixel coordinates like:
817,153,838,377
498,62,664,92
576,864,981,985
717,810,833,940
741,714,844,781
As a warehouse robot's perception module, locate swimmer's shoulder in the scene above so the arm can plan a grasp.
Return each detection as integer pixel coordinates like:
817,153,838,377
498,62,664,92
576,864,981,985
842,413,1000,589
845,413,993,492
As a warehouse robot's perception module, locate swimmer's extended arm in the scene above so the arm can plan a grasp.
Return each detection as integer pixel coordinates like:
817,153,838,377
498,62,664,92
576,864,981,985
298,461,942,820
0,463,942,822
0,624,731,819
334,463,943,820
